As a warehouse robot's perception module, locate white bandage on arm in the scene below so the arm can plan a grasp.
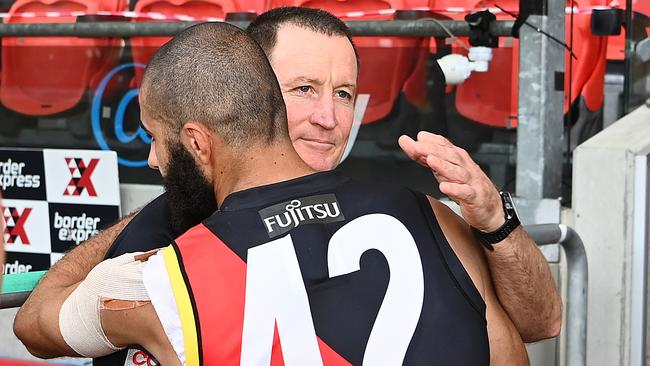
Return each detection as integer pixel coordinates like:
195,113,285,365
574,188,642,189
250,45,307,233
59,252,151,358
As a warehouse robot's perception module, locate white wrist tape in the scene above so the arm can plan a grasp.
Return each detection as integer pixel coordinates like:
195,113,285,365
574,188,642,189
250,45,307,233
59,252,151,358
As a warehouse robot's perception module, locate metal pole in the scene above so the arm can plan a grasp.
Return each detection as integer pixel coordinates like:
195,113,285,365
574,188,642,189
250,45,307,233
0,19,514,38
515,0,565,199
525,224,588,366
0,292,30,309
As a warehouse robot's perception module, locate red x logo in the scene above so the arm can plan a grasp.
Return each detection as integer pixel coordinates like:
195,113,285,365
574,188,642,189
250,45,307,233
64,158,100,197
2,206,32,244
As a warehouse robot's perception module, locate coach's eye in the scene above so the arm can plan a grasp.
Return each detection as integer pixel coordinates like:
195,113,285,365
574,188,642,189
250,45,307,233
336,90,352,100
298,86,311,93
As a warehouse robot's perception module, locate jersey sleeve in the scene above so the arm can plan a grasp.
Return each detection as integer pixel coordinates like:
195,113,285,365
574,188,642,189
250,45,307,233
143,245,200,366
105,192,177,259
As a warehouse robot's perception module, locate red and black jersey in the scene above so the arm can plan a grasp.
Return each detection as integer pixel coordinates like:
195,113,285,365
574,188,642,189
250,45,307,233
146,171,488,365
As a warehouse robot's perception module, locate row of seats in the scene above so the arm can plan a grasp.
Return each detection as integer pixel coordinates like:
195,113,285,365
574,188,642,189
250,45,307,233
0,0,645,129
2,0,128,116
0,0,430,125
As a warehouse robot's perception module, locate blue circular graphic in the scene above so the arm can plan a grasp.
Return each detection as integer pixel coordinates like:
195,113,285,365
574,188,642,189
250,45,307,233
92,63,150,167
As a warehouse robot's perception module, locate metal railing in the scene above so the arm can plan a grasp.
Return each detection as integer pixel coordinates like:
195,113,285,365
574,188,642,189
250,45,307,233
0,19,514,37
526,224,588,366
0,270,44,309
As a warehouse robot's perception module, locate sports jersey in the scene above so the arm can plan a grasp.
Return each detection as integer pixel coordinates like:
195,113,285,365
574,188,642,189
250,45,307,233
95,192,177,366
105,192,178,259
143,171,489,365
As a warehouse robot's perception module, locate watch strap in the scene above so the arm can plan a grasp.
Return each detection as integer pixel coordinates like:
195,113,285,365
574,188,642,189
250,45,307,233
472,191,521,250
472,214,521,250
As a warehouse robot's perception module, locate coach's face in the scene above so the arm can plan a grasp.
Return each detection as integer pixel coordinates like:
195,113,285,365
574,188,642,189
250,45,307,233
269,24,358,171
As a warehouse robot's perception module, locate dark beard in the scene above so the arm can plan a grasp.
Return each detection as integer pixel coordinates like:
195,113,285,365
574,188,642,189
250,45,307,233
163,140,218,235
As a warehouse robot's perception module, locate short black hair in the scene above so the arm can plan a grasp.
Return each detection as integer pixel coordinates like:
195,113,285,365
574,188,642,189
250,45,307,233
141,22,288,148
247,7,359,69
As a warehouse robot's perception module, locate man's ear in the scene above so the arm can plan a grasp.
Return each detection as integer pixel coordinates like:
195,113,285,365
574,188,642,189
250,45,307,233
180,122,213,165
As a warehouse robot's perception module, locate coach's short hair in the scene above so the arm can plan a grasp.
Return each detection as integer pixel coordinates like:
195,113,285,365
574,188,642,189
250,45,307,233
141,22,288,148
247,7,358,69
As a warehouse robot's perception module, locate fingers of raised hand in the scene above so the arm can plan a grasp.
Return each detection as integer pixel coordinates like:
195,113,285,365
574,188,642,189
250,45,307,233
399,135,429,167
414,133,472,167
404,132,485,189
426,155,471,183
439,181,477,203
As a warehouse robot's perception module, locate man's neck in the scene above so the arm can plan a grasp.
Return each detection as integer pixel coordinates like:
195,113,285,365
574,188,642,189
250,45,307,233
213,141,317,206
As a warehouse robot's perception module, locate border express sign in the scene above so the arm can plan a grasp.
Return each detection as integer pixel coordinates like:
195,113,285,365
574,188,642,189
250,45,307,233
1,148,120,275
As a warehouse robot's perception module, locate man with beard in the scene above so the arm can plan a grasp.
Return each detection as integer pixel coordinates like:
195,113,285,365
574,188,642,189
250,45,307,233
14,21,526,365
15,7,559,365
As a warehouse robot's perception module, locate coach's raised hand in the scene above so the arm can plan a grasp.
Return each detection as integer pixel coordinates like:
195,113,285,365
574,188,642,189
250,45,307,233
398,131,563,342
398,132,503,232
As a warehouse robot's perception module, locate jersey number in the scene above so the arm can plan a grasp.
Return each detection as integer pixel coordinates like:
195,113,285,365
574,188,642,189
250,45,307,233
241,214,425,366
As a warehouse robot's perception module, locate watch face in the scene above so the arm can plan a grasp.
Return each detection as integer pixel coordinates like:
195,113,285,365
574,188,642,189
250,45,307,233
501,191,519,220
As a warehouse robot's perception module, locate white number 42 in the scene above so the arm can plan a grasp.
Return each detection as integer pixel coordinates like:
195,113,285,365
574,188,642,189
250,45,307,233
241,214,425,366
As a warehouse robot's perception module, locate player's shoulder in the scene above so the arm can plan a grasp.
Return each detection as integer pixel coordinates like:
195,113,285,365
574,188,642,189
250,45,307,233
106,192,175,258
336,176,425,207
138,191,171,213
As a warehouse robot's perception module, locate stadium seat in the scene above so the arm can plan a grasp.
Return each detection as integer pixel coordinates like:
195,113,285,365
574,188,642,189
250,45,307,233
130,0,265,86
566,10,607,116
0,0,127,116
269,0,430,124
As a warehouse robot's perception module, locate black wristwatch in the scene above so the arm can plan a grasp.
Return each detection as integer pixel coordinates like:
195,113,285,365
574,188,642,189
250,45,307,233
472,191,521,250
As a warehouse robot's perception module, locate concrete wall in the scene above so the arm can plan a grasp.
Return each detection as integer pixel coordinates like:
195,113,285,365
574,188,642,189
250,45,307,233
573,103,650,366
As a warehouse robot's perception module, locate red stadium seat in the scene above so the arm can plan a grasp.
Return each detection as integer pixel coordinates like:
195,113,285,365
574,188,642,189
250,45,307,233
0,0,127,116
130,0,265,86
270,0,429,124
453,42,519,128
565,11,607,115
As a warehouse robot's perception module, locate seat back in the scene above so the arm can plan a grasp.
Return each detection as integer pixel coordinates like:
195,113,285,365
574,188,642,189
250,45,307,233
0,0,126,116
131,0,248,86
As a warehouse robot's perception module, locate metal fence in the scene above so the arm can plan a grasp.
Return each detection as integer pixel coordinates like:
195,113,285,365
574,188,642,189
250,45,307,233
0,19,515,37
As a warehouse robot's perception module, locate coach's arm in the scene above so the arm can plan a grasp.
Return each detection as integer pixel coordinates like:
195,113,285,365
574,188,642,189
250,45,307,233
399,132,562,342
